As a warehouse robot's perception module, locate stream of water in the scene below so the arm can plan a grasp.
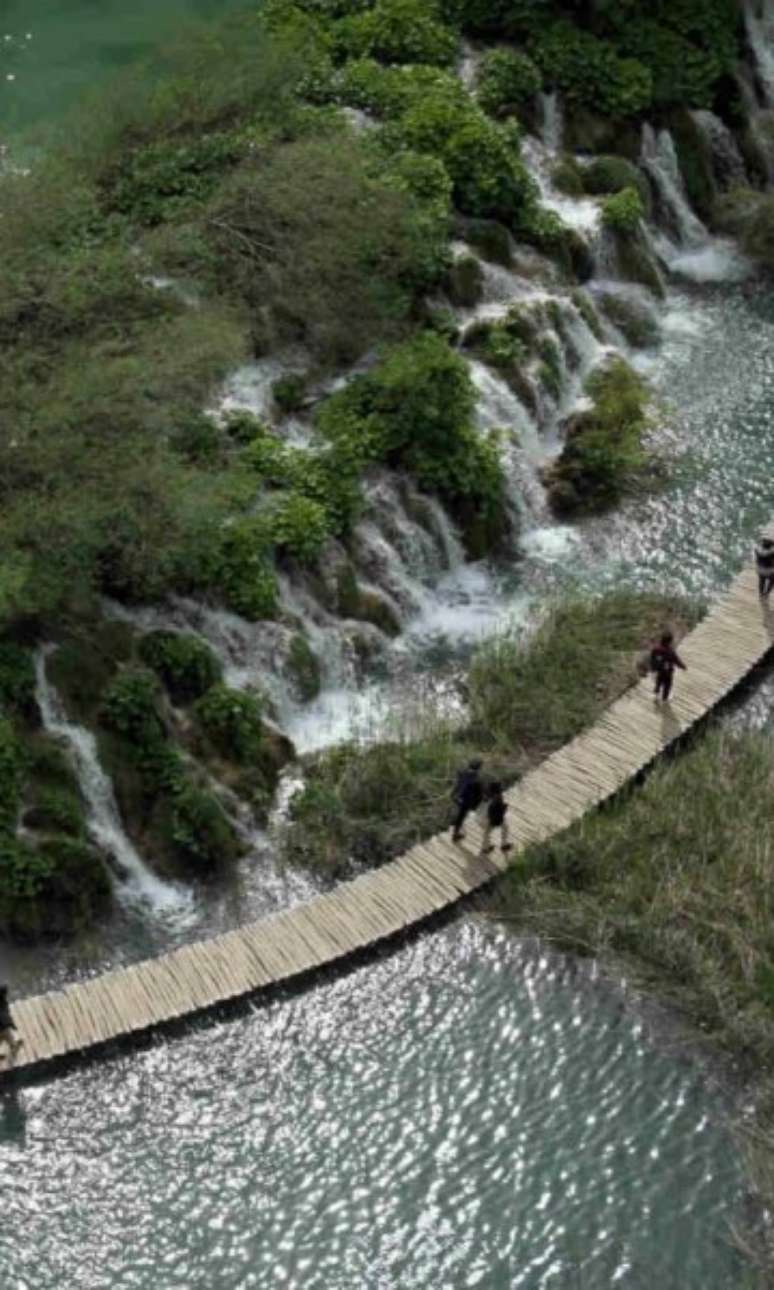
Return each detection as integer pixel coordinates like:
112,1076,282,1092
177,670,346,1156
2,5,773,1286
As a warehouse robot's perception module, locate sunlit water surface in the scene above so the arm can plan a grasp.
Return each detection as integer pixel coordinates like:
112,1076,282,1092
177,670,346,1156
0,926,748,1289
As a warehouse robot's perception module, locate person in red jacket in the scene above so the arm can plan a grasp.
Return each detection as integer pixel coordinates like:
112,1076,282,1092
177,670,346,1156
650,631,686,704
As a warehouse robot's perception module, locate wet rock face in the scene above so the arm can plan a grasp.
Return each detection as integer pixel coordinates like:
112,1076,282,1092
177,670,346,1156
443,254,485,307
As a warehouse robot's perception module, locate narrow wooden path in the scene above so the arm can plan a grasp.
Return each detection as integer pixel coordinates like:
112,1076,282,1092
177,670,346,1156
5,551,774,1076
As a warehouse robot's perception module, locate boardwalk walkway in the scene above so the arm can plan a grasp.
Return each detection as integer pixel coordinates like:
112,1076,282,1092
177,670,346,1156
4,553,774,1076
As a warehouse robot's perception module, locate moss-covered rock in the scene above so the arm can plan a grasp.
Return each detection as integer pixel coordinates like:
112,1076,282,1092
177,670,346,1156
453,216,513,266
543,357,651,516
581,155,652,214
613,229,666,298
284,633,322,703
714,187,774,269
156,782,242,874
443,253,485,306
335,565,402,636
571,289,606,342
193,684,265,764
552,155,586,197
563,108,641,160
668,108,716,223
597,291,660,349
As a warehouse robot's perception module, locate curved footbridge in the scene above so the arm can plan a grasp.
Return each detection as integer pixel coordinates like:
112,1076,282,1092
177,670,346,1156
5,553,774,1077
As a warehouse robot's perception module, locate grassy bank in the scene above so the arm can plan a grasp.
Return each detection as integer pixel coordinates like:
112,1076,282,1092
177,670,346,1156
489,725,774,1282
281,591,698,876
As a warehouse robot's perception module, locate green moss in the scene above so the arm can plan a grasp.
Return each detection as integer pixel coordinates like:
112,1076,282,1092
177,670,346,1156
552,155,586,197
138,631,222,705
272,373,307,414
598,292,660,349
454,217,513,266
285,634,322,702
614,231,665,298
571,290,606,342
0,643,37,722
714,187,774,269
24,785,85,839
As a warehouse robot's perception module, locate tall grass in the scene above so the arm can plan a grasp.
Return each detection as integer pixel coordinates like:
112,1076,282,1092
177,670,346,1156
282,592,697,874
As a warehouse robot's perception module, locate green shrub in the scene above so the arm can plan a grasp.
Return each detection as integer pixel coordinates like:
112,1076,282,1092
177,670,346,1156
100,669,165,745
170,415,224,467
529,22,653,117
164,781,241,871
272,374,307,414
333,57,414,116
332,0,458,67
545,358,651,515
602,186,645,234
194,684,265,763
552,156,586,197
0,834,111,941
26,786,85,839
269,492,331,562
138,631,222,705
101,131,246,226
382,75,535,221
476,48,542,116
208,519,279,620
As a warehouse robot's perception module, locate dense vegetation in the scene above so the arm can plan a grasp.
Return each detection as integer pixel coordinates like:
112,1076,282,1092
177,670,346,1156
0,0,758,934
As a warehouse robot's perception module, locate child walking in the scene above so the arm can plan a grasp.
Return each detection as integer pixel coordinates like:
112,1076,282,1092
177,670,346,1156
481,782,513,855
650,631,686,704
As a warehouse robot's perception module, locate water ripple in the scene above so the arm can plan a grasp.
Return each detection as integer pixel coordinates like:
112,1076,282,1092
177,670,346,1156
0,923,745,1288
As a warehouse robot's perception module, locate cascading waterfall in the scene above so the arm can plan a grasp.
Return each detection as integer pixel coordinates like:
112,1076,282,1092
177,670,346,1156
520,93,602,238
34,648,195,924
640,124,746,282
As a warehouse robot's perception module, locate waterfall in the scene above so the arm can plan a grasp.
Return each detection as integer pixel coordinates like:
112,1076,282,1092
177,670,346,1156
640,125,748,282
640,125,709,250
520,93,601,237
745,0,774,107
34,649,195,924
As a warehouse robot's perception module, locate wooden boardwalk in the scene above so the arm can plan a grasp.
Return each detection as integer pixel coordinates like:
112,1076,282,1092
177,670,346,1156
4,553,774,1076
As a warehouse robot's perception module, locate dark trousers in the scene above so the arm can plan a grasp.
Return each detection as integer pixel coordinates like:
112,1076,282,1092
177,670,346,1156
759,573,774,597
452,802,474,837
654,668,673,701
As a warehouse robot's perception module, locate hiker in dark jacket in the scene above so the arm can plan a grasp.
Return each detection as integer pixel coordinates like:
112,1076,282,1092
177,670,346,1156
481,781,513,855
451,758,484,842
651,631,686,704
0,985,22,1063
755,538,774,598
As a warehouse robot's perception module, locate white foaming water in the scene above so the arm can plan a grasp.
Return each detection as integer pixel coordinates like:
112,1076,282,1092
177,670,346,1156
745,0,774,106
216,355,313,446
34,649,195,926
640,125,749,282
518,93,602,237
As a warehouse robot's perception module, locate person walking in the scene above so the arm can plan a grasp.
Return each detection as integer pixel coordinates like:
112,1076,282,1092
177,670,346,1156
650,631,686,704
481,781,513,855
0,985,22,1064
755,537,774,598
451,758,484,842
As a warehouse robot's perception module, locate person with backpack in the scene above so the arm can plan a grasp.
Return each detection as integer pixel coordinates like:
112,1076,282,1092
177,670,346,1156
650,631,686,704
451,758,484,842
481,781,513,855
0,985,23,1064
755,537,774,598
